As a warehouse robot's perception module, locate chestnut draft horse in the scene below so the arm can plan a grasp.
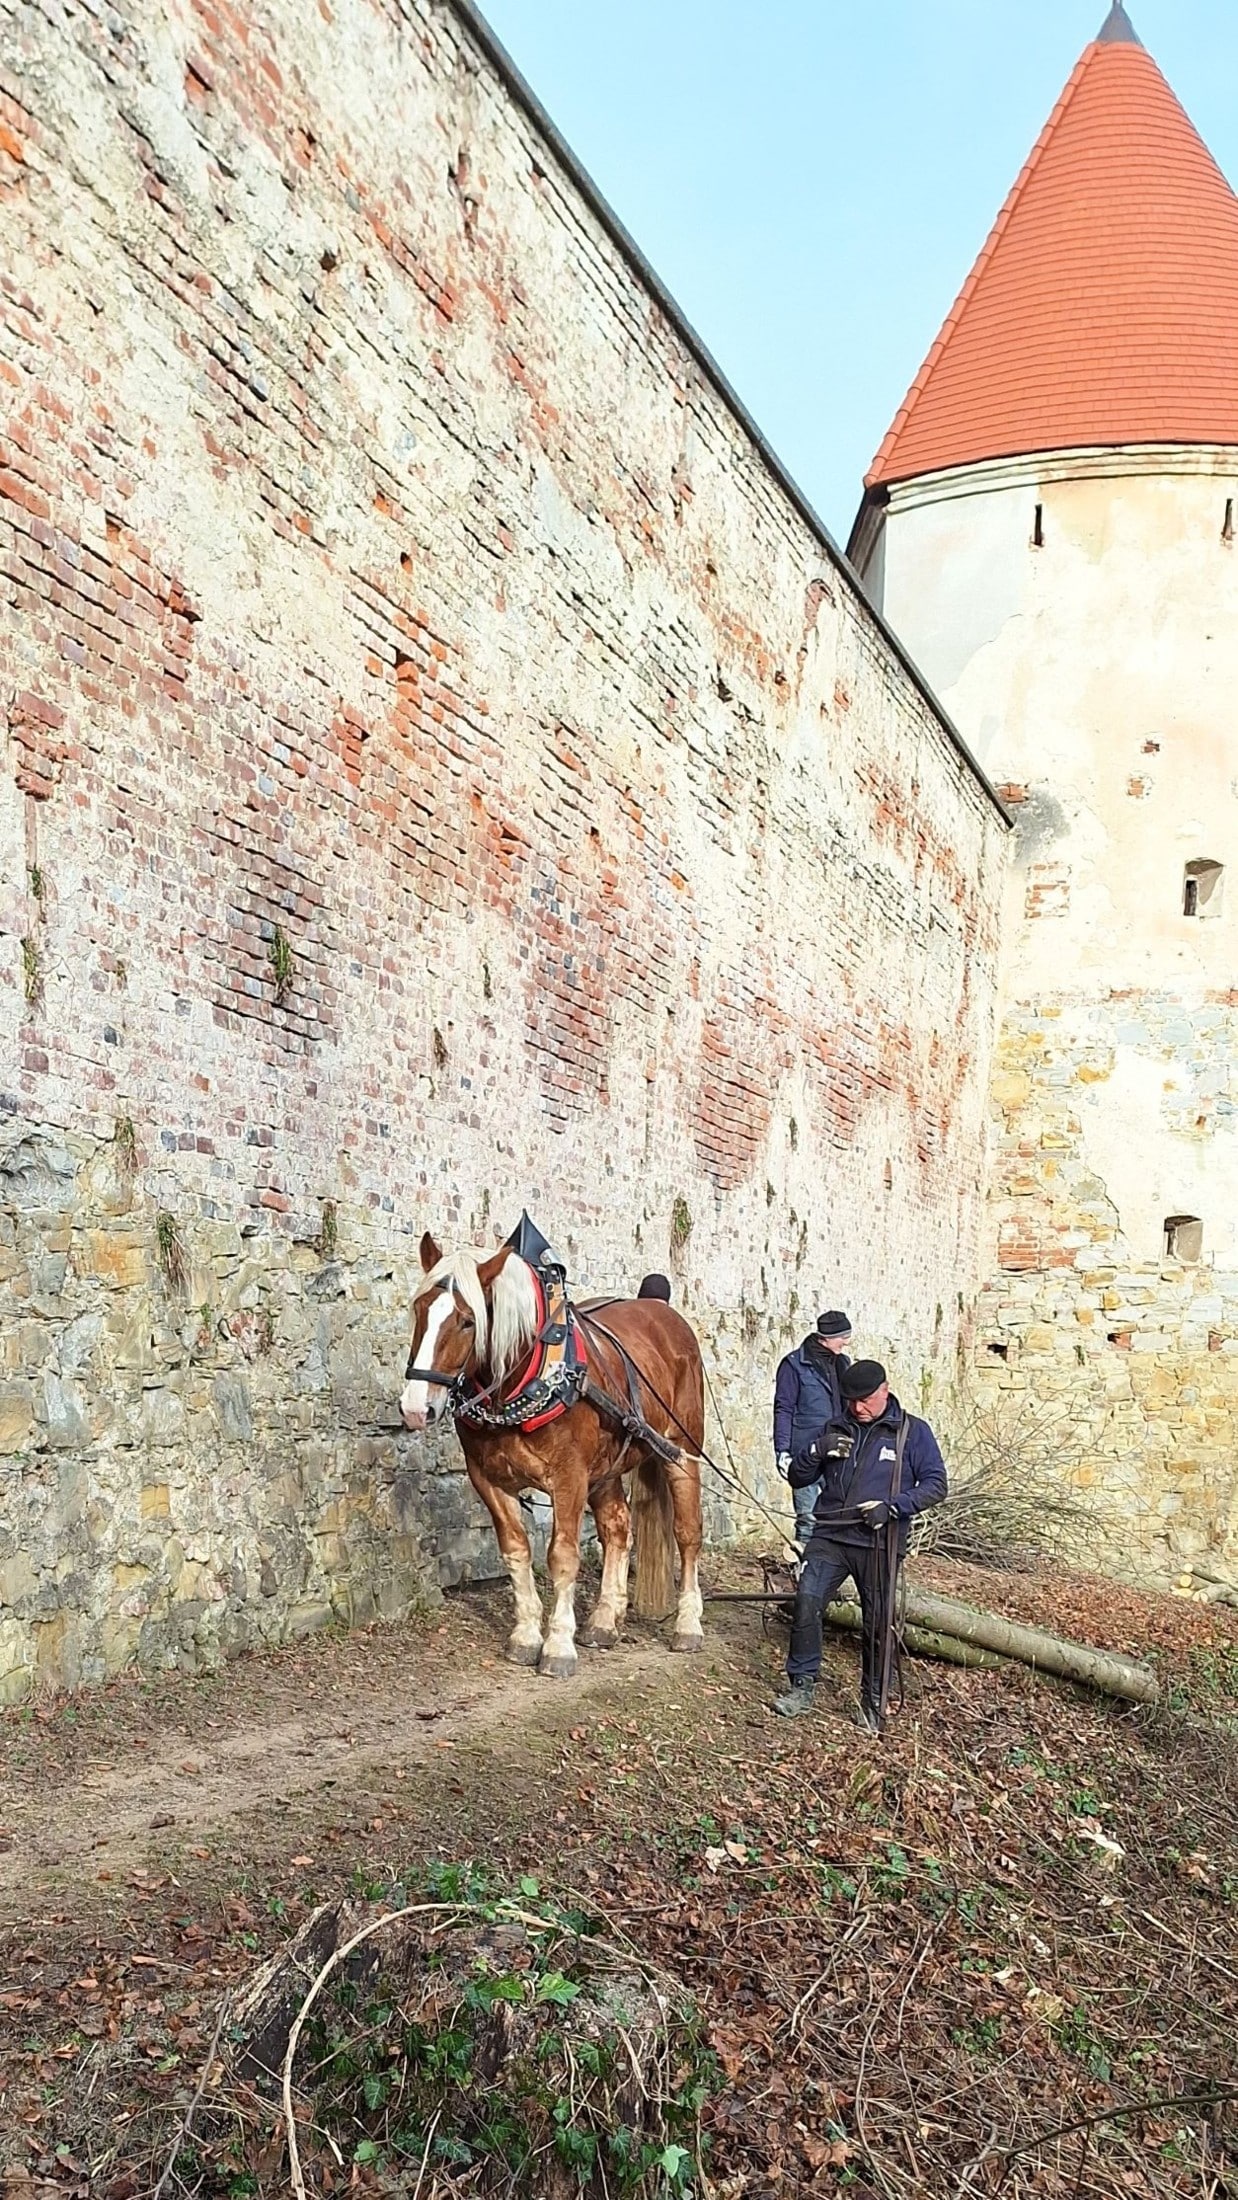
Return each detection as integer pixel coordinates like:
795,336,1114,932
399,1233,705,1677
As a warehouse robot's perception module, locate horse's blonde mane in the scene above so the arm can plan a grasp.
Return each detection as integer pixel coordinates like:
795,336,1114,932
423,1249,539,1380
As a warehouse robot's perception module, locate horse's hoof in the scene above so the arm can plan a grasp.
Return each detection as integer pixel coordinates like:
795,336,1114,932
507,1639,543,1669
538,1651,578,1680
671,1632,705,1655
582,1626,619,1651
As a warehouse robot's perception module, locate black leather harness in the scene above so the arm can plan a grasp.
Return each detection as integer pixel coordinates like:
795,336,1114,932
407,1276,682,1466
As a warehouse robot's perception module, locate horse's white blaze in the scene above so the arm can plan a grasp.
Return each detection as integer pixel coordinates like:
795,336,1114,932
505,1551,544,1651
674,1552,704,1641
400,1289,453,1428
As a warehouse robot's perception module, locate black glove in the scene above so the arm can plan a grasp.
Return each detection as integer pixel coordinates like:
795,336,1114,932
789,1425,854,1490
858,1500,892,1532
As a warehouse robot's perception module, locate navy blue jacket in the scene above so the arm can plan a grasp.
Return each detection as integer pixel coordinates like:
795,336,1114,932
773,1337,849,1460
788,1394,948,1547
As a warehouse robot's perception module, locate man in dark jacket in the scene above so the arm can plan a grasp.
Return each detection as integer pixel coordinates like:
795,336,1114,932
772,1360,947,1733
772,1311,852,1544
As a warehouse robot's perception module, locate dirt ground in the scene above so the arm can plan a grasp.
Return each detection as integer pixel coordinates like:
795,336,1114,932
0,1594,674,1916
1,1555,1236,2197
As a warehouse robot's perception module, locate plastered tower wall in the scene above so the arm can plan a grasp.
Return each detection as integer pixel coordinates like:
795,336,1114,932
863,451,1238,1591
0,0,1007,1697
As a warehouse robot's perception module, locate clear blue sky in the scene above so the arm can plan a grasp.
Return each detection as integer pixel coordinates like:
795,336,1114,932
476,1,1238,542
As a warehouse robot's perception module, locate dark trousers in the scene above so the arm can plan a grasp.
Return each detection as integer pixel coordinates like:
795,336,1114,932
787,1537,896,1709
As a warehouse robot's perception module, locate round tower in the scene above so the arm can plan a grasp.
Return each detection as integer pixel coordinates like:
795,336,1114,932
850,2,1238,1592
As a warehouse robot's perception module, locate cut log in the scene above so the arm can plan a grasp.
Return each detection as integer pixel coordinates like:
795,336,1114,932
822,1584,1158,1703
902,1588,1158,1702
826,1601,1008,1673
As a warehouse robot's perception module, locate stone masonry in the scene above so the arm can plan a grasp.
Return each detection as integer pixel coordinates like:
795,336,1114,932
0,0,1008,1698
976,987,1238,1594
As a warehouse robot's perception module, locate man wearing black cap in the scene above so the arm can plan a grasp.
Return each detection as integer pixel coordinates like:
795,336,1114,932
637,1274,672,1302
772,1311,853,1546
773,1360,947,1733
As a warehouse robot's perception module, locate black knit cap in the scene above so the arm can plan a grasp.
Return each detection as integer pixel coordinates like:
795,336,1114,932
637,1273,672,1301
839,1358,887,1400
816,1310,852,1337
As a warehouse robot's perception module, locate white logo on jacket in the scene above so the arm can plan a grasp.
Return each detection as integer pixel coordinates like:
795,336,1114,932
879,1446,897,1461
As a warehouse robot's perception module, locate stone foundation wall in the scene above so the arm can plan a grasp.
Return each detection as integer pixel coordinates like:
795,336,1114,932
0,0,1007,1696
975,998,1238,1593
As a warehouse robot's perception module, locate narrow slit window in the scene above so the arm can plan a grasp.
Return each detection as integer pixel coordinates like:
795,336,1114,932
1224,498,1235,544
1183,859,1224,918
1164,1215,1203,1263
1032,503,1045,549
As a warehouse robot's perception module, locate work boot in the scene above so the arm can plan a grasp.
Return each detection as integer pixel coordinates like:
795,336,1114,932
853,1700,881,1737
772,1678,817,1718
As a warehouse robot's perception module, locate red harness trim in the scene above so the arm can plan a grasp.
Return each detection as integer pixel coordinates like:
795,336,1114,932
457,1268,588,1431
512,1270,550,1390
519,1391,575,1432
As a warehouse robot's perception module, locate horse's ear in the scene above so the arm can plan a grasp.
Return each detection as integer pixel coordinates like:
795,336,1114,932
476,1245,511,1290
419,1231,442,1273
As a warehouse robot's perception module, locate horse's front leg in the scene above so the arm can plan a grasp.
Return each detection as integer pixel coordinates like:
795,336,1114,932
540,1469,587,1679
582,1472,631,1650
465,1460,544,1667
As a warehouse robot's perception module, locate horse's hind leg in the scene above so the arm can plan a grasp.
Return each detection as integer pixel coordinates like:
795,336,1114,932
582,1475,631,1650
468,1470,544,1667
667,1458,705,1654
541,1472,587,1679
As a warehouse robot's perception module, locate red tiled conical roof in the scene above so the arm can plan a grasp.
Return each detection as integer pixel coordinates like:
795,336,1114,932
867,4,1238,488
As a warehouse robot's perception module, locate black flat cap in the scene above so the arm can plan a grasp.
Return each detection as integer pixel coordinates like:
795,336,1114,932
839,1359,887,1400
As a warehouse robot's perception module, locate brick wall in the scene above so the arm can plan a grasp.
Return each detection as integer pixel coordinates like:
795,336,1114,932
0,0,1007,1696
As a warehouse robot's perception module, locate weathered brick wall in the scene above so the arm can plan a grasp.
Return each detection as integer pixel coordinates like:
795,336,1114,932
0,0,1007,1697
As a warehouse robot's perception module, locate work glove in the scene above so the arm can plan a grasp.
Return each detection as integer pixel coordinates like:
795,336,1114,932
858,1500,893,1532
776,1451,793,1480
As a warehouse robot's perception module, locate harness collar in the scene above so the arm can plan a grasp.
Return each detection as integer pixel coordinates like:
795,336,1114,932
406,1250,589,1433
456,1264,587,1433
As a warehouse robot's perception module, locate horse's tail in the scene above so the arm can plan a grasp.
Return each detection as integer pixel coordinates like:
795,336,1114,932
630,1458,676,1619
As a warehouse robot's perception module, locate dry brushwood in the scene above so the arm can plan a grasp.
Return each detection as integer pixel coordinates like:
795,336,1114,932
913,1393,1101,1571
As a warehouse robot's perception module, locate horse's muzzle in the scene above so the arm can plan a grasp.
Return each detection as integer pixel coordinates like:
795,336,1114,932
400,1357,457,1432
400,1381,453,1431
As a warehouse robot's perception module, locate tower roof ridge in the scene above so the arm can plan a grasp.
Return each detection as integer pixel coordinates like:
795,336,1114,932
865,22,1238,489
